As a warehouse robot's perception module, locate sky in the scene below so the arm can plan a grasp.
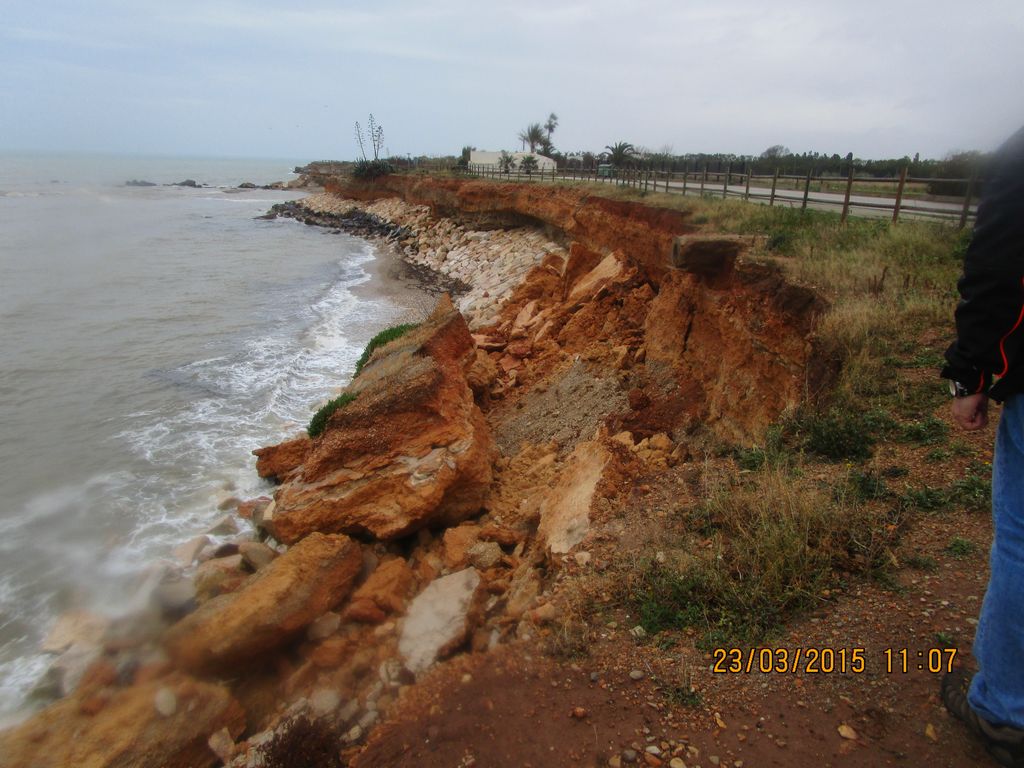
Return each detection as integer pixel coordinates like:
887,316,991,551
1,0,1023,161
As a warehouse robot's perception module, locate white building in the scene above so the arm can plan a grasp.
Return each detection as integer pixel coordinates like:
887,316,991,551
469,150,556,172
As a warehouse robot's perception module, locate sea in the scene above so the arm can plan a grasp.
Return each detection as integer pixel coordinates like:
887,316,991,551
0,152,422,724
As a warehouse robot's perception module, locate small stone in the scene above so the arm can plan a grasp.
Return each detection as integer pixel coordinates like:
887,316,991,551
154,687,177,716
709,757,720,766
207,727,235,763
609,757,623,768
622,749,638,763
310,688,340,716
630,625,647,640
345,724,363,743
669,760,687,768
307,612,341,641
358,710,379,730
646,745,663,755
629,669,645,681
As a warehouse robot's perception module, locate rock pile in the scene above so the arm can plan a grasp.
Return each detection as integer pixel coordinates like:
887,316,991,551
300,192,567,327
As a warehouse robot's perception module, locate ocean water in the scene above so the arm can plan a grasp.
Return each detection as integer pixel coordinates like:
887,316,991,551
0,153,418,722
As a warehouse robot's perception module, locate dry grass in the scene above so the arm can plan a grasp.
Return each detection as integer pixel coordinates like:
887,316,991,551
621,466,900,647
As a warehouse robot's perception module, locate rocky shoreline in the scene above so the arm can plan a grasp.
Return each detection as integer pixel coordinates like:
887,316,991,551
1,178,830,768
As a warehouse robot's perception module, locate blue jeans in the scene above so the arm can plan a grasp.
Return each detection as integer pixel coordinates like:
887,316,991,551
970,395,1024,728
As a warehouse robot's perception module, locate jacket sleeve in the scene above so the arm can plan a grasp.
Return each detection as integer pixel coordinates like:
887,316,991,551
942,127,1024,397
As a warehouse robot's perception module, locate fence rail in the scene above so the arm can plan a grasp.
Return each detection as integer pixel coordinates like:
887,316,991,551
464,163,979,228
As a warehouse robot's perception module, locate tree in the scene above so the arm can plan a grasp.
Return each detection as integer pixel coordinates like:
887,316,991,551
545,112,559,140
498,151,517,174
519,155,539,176
517,123,545,153
538,136,555,157
604,141,636,166
760,144,790,160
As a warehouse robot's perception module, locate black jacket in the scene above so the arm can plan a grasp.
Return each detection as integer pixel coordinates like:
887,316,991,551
943,126,1024,402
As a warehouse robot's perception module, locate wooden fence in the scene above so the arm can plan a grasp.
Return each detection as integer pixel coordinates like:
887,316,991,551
464,163,979,228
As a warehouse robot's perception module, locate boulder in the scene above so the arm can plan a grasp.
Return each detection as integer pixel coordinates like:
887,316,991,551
253,435,311,482
0,673,244,768
537,441,609,554
260,296,494,542
239,541,278,571
399,568,480,677
165,533,362,673
172,535,210,566
342,558,413,623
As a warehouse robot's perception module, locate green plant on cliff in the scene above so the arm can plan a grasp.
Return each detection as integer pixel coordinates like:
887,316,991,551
352,158,393,180
353,322,420,377
308,393,357,438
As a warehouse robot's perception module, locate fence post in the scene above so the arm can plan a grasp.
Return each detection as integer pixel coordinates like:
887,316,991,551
841,166,855,223
700,164,707,195
723,162,731,199
744,169,752,201
769,168,779,207
959,172,977,230
892,166,908,224
682,161,689,196
801,169,812,212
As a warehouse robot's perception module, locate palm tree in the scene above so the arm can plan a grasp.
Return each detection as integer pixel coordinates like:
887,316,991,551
544,113,558,140
519,155,539,176
604,141,636,167
517,123,545,153
498,151,517,174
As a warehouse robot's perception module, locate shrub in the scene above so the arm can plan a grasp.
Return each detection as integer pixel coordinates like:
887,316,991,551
946,537,975,558
353,323,419,377
352,159,393,180
258,717,340,768
800,409,875,461
899,416,949,445
308,392,356,438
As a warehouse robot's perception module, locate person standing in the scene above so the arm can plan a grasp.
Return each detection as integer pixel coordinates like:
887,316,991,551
942,125,1024,767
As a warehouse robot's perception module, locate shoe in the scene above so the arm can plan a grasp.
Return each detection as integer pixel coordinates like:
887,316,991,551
942,670,1024,767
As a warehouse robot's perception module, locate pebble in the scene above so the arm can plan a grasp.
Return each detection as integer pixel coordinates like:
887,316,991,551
629,670,645,681
669,760,686,768
622,749,638,763
153,687,177,717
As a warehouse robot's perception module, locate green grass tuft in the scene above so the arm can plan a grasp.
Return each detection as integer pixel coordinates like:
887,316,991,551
307,392,357,438
353,323,419,377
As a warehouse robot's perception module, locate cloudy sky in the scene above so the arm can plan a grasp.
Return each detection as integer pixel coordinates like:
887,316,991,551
2,0,1022,161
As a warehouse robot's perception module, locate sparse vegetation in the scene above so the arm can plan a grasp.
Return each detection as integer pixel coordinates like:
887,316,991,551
946,537,975,558
624,467,898,647
308,392,357,438
353,323,419,377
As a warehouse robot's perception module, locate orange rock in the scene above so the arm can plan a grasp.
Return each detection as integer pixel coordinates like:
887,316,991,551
0,673,244,768
442,524,481,569
343,558,414,624
260,297,495,543
164,533,362,674
252,435,311,482
235,496,271,520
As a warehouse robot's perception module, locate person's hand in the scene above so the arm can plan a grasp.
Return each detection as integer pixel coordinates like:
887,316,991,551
952,393,989,431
